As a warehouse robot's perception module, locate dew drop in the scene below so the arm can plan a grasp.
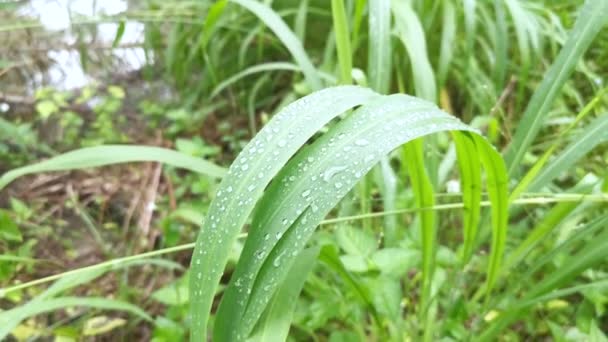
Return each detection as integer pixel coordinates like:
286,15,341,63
241,164,249,171
335,182,343,189
277,139,287,147
273,257,281,267
301,189,311,197
355,139,369,146
323,165,348,182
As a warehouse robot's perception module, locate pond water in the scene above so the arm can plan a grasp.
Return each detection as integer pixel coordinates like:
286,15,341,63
16,0,146,90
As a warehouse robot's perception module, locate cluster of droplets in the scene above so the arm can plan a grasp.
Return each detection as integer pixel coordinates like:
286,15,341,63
229,95,475,336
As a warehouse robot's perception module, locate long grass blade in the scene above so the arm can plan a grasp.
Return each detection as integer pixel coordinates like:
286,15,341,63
248,247,319,342
368,0,391,94
0,145,226,191
437,0,456,87
452,132,481,264
230,0,322,91
402,139,435,313
331,0,352,84
210,93,507,340
188,86,379,341
392,0,437,101
0,297,151,339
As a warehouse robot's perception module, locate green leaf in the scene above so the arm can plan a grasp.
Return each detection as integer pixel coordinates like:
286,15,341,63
151,273,189,306
35,100,58,119
437,0,456,87
230,0,322,91
0,210,21,242
0,297,151,339
368,0,392,94
452,132,481,264
111,21,126,48
248,247,319,342
371,248,420,277
392,0,437,101
335,226,377,256
331,0,352,84
201,90,507,341
402,138,435,312
189,86,379,341
0,145,226,190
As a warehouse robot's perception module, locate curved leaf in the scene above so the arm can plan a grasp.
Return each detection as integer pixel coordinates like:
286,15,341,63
189,86,380,341
0,145,226,191
210,93,508,340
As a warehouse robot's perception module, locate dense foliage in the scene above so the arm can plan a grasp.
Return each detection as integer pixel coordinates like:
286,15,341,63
1,0,607,341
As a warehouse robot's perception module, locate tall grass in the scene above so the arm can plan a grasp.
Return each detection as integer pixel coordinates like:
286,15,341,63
1,0,607,340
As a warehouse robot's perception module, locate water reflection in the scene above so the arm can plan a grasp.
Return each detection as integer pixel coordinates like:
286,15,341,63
16,0,145,89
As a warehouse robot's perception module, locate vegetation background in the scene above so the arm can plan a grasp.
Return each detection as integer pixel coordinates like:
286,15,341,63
0,0,607,341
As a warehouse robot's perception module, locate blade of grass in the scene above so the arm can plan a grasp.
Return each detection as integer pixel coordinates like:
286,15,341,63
230,0,322,91
452,132,482,264
492,0,507,90
403,138,436,341
392,0,437,101
0,297,152,339
437,0,456,88
0,145,226,191
189,86,379,341
332,0,352,84
212,94,507,340
248,247,319,342
368,0,391,94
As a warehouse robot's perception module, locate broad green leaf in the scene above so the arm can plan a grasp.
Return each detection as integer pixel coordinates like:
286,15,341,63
335,226,377,256
0,145,226,190
504,0,608,176
210,92,507,341
230,0,322,91
248,247,319,342
189,86,379,341
0,210,22,242
371,248,420,277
